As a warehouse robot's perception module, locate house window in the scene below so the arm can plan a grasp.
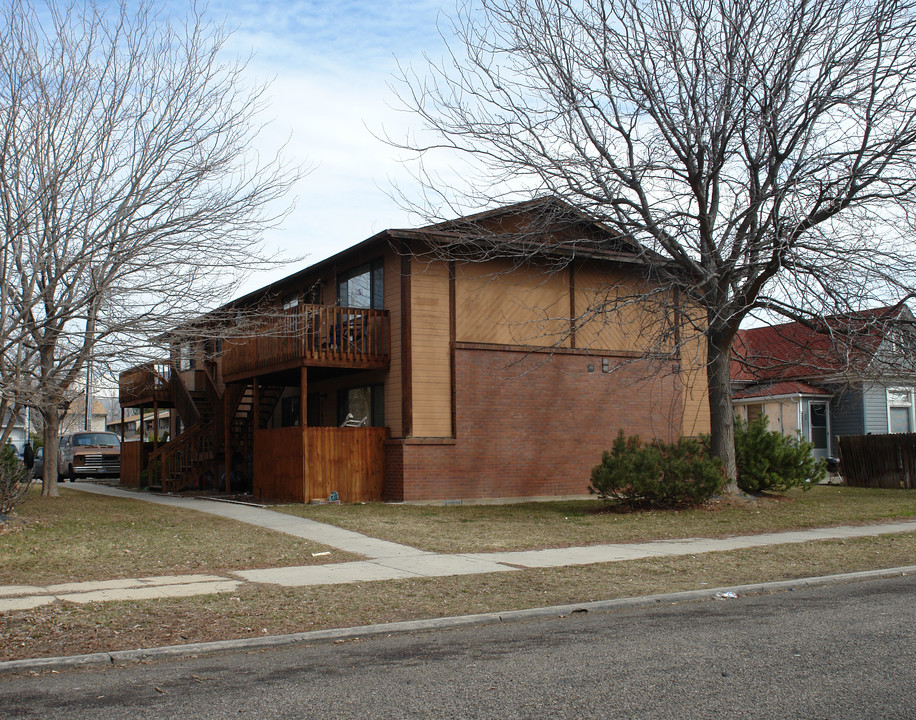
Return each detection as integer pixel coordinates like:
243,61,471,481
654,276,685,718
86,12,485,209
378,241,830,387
887,388,913,434
281,294,299,311
179,341,195,370
337,260,384,309
745,404,763,424
337,385,385,427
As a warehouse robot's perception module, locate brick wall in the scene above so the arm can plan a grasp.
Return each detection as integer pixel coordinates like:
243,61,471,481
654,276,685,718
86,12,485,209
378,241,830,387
386,346,685,502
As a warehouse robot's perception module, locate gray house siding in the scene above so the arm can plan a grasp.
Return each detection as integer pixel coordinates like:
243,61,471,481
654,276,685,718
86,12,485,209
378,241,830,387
827,385,865,456
862,383,889,434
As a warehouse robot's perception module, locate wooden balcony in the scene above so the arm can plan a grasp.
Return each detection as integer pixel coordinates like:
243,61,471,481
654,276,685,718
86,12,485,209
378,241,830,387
119,363,172,408
221,304,390,381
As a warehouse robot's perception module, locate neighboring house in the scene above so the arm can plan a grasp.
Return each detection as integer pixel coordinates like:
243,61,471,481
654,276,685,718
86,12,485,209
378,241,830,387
2,409,28,454
731,305,916,460
119,198,710,502
59,398,109,435
108,410,171,441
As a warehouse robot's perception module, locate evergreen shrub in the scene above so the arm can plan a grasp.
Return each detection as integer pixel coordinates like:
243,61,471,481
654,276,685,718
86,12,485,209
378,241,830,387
589,430,726,508
734,416,825,493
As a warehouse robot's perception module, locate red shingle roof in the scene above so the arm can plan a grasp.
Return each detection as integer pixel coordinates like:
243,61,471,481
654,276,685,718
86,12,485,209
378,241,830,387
731,306,903,383
733,381,831,400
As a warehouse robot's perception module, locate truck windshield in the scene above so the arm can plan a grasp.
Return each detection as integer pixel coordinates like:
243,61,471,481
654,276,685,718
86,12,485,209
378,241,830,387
72,433,120,447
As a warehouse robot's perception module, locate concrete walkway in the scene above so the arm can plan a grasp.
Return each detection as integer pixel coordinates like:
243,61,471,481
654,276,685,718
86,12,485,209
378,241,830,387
3,481,916,612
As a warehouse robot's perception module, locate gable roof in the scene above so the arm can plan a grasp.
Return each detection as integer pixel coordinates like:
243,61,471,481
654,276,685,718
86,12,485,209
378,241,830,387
733,380,831,400
731,305,908,383
406,196,652,265
222,197,650,313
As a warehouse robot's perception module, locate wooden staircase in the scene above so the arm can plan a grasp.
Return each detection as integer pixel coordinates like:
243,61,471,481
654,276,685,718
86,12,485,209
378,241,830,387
149,367,222,492
227,383,285,472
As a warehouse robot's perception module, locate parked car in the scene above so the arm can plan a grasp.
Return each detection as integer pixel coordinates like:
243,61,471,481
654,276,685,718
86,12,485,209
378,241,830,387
31,447,43,478
57,432,121,481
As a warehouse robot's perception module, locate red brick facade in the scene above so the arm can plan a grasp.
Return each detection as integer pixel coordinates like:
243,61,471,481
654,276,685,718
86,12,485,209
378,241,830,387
385,346,684,502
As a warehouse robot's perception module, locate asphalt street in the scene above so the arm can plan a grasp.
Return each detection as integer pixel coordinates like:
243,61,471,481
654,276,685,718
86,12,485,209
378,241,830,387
1,574,914,719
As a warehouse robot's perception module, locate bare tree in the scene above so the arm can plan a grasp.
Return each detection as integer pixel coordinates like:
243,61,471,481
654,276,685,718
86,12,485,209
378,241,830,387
394,0,916,488
0,1,296,496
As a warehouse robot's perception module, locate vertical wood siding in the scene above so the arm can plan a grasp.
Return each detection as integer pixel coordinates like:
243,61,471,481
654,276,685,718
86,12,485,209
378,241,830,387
304,427,388,502
410,260,453,437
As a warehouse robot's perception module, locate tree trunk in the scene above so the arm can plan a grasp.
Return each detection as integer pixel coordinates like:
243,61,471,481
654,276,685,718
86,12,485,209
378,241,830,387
41,413,61,497
706,332,739,494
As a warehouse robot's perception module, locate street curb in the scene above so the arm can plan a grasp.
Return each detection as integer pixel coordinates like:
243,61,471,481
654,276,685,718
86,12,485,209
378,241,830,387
2,565,913,675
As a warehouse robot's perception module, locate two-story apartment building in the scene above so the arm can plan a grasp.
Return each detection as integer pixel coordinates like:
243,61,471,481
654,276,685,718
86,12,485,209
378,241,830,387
119,198,710,503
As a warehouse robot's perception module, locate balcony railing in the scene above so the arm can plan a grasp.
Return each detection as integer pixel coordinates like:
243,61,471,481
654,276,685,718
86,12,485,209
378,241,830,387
221,304,390,379
119,363,171,407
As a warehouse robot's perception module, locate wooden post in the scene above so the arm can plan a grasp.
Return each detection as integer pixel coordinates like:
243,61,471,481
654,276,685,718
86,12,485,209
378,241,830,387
300,366,308,502
153,400,159,451
139,408,145,442
224,385,232,493
120,407,125,443
253,378,260,430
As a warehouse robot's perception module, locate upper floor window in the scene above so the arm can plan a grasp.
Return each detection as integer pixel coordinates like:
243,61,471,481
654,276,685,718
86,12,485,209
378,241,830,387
887,387,913,433
179,341,195,371
337,260,384,309
281,294,299,310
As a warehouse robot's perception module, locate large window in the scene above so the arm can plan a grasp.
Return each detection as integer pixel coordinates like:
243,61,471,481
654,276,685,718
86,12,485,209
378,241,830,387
337,260,384,309
887,388,914,434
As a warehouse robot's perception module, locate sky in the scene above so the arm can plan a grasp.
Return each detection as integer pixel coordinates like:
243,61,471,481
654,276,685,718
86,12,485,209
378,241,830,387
198,0,460,294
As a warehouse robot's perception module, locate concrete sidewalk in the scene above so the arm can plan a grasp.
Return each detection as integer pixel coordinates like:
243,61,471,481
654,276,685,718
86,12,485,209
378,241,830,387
2,481,915,612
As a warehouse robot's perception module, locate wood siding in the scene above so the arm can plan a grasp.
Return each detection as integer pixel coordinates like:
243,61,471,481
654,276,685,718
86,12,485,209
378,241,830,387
410,259,453,437
679,332,711,436
120,441,154,488
304,427,388,502
254,426,305,502
573,265,658,353
253,426,388,503
455,260,570,347
385,250,403,437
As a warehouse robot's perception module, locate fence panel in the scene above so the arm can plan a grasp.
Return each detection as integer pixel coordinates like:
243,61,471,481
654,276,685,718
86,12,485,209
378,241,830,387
837,433,916,489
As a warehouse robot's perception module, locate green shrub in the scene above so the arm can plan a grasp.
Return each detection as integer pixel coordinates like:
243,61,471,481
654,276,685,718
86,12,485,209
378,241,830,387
734,416,826,493
590,431,726,509
0,444,30,515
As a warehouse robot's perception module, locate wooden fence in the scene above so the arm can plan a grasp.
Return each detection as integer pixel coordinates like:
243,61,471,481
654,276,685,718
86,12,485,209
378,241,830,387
837,433,916,489
253,426,389,503
120,441,154,488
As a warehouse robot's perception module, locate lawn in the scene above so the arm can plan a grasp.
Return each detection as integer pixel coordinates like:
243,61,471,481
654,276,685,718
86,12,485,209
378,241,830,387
2,484,916,663
276,486,916,553
3,531,914,662
0,487,358,586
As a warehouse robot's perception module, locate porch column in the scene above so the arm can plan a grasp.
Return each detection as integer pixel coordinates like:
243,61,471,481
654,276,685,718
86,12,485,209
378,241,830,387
153,400,159,451
253,378,260,430
224,386,232,493
139,408,145,443
120,407,125,443
300,366,308,503
299,367,308,428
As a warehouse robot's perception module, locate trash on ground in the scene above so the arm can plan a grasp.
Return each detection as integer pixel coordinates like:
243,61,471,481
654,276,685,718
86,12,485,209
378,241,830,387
715,591,738,599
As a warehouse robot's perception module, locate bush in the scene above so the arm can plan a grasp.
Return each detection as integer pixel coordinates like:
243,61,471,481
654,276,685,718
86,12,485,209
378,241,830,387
590,431,726,509
0,444,31,515
734,416,826,493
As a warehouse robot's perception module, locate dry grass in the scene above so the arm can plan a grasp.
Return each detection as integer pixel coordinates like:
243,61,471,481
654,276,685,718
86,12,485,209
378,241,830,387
276,486,916,553
0,487,359,585
3,532,913,663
